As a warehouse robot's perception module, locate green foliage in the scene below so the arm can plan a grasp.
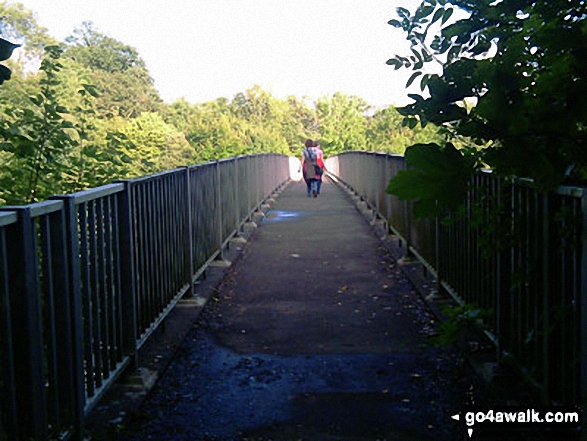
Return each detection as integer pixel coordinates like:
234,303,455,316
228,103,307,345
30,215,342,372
116,112,193,176
0,1,55,61
0,38,20,84
430,302,489,348
315,92,369,155
366,106,443,155
387,142,476,218
0,3,442,207
64,21,162,118
387,0,587,195
0,44,77,203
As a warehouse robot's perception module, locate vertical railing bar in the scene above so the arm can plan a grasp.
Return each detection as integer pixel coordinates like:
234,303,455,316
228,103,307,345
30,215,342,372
156,179,165,308
79,204,94,398
540,193,549,401
215,160,224,259
116,180,138,366
152,179,160,310
135,184,144,333
88,200,103,388
103,196,117,371
97,198,110,381
169,174,179,292
580,189,587,402
172,174,180,294
111,194,123,361
161,176,170,298
0,227,18,440
180,173,186,287
40,214,60,430
147,181,156,324
136,184,146,333
142,183,151,332
142,182,151,327
575,195,581,402
186,168,195,293
559,197,567,399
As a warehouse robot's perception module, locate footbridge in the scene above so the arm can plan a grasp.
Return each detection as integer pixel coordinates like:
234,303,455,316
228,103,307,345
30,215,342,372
0,152,585,440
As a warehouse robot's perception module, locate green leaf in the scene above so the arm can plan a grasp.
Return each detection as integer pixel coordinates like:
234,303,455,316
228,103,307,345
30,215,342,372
386,58,402,69
420,74,430,91
430,8,444,25
406,71,422,88
447,44,462,63
408,93,424,102
387,142,477,218
387,19,402,28
441,8,454,25
416,6,435,20
81,84,100,98
397,7,411,19
29,95,43,106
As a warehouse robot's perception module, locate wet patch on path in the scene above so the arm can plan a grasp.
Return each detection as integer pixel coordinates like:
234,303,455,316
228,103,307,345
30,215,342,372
126,331,464,441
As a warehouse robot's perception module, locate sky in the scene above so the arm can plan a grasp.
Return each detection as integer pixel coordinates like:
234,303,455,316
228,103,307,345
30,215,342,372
9,0,426,108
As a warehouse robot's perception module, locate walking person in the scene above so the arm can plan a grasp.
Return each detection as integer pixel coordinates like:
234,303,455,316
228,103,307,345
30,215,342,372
301,139,319,197
313,140,326,195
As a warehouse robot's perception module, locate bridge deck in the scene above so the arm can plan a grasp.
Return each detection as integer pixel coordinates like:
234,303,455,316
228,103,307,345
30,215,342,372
122,179,468,440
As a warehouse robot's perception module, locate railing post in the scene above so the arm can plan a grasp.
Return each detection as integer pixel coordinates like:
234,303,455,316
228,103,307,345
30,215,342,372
434,205,442,290
49,195,85,438
0,213,18,440
235,157,240,232
185,167,195,295
215,160,226,262
0,206,47,440
256,155,261,208
541,193,550,402
580,189,587,403
117,181,138,367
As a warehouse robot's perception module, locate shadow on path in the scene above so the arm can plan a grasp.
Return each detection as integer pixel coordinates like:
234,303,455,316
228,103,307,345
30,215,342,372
125,180,469,441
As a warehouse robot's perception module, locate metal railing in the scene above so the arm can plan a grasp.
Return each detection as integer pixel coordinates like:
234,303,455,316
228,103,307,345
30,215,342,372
0,154,290,440
326,151,587,405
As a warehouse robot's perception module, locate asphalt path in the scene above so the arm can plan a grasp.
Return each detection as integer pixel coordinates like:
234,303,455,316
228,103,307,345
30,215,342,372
124,179,469,441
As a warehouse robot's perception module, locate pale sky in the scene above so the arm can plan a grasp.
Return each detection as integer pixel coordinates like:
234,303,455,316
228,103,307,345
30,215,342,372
9,0,426,108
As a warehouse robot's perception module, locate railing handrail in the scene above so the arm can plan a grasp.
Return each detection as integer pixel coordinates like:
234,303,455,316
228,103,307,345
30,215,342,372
331,150,587,195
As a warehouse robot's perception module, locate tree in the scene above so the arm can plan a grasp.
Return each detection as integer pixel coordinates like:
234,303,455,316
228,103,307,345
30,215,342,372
115,112,193,177
366,106,443,155
0,1,55,62
386,0,587,215
0,45,77,203
229,85,293,155
315,92,369,156
65,22,162,118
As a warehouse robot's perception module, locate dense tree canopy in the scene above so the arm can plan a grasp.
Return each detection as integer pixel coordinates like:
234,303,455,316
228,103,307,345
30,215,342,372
0,1,442,205
387,0,587,216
